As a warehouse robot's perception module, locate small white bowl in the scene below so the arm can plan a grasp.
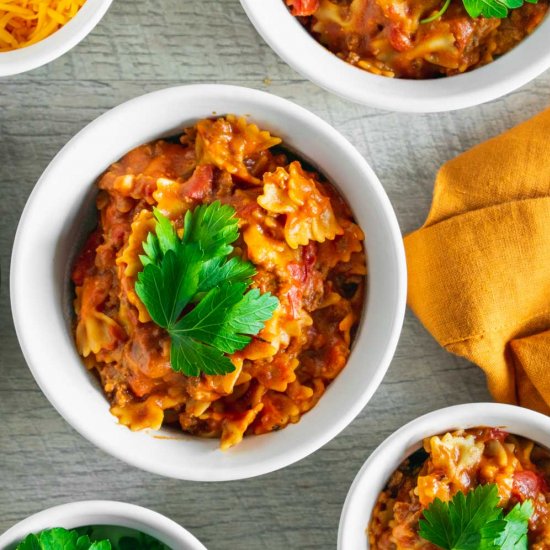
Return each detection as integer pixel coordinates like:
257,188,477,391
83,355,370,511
240,0,550,112
0,0,112,77
338,403,550,549
0,500,206,550
11,84,406,481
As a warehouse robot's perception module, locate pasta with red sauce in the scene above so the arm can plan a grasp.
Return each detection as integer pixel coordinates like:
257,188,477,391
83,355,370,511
285,0,548,78
72,115,366,449
369,428,550,548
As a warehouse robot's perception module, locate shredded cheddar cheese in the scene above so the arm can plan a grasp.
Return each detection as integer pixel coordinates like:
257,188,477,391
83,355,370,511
0,0,85,52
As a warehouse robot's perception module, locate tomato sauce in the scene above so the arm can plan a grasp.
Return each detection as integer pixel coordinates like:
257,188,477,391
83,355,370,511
369,428,550,548
286,0,549,78
72,116,366,449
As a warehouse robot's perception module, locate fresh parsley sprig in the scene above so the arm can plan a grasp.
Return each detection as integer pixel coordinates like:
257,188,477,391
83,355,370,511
418,483,534,550
135,202,279,377
421,0,539,22
464,0,539,19
17,527,111,550
16,527,168,550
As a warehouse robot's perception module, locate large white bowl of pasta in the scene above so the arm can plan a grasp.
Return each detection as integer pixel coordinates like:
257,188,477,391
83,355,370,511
10,84,406,480
240,0,550,112
339,403,550,549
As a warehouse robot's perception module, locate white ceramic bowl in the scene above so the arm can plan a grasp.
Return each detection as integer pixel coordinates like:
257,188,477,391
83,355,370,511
11,84,406,481
0,0,112,77
338,402,550,549
0,500,206,549
240,0,550,112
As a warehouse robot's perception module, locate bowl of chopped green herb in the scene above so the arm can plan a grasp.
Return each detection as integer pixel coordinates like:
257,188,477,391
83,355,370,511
0,500,206,550
10,84,406,480
338,402,550,549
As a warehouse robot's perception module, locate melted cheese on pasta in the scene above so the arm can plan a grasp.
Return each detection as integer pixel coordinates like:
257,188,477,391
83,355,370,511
287,0,549,78
72,116,367,450
369,428,550,549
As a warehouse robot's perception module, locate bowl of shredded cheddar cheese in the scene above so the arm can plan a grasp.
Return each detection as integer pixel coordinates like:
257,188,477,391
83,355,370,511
0,0,112,76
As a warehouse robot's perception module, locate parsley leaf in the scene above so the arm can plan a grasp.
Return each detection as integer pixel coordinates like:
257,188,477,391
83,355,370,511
197,256,257,294
482,500,534,550
423,0,539,22
418,484,534,550
16,534,42,550
16,528,112,550
171,282,279,355
135,202,279,377
17,527,170,550
182,201,239,257
136,244,203,327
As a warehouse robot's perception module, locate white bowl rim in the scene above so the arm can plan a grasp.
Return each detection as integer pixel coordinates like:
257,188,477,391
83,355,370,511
10,83,407,481
0,0,112,77
239,0,550,112
0,500,207,550
338,402,550,549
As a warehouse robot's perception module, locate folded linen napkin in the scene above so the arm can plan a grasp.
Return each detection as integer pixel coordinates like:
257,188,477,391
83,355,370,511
405,109,550,414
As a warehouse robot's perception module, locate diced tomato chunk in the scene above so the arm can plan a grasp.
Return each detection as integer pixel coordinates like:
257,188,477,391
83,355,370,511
388,25,412,52
487,428,508,442
288,244,315,285
72,230,102,285
286,0,319,16
181,165,213,200
287,286,303,319
512,470,548,501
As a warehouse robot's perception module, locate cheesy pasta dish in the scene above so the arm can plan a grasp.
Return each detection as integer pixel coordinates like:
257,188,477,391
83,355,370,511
285,0,549,78
369,428,550,548
72,115,366,449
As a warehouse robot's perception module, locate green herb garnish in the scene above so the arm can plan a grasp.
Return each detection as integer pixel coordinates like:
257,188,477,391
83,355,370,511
135,202,279,377
117,532,168,550
16,527,169,550
421,0,539,22
418,484,534,550
17,527,111,550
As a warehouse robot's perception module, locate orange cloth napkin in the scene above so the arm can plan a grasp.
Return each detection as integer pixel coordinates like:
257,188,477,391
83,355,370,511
405,109,550,414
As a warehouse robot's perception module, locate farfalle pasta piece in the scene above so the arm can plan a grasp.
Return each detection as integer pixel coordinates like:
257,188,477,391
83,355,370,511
153,165,214,216
243,222,299,270
258,161,344,249
317,218,365,268
152,177,185,217
254,391,302,435
116,209,156,322
195,115,281,184
416,432,486,506
112,396,165,431
74,280,123,357
220,403,264,450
